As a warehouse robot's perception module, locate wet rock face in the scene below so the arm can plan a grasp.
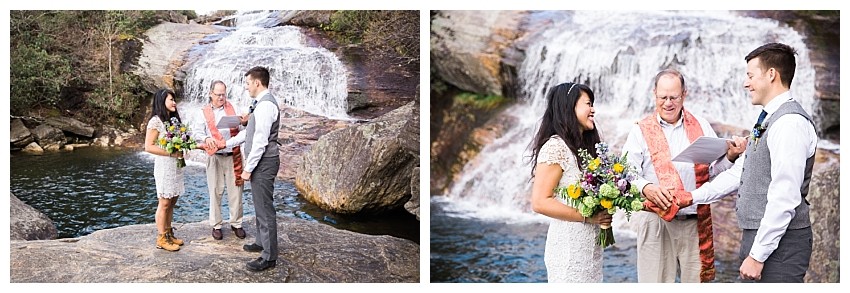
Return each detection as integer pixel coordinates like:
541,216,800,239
132,22,222,92
10,193,58,241
9,216,419,282
430,11,528,97
296,102,418,215
11,118,34,150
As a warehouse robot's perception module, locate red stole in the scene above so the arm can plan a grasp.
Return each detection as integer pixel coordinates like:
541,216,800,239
638,109,715,282
202,102,244,187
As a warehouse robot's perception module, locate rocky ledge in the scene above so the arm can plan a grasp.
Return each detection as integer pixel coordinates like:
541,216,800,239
10,216,419,282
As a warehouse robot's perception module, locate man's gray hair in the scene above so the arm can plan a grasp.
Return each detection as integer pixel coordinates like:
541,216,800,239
653,68,687,92
209,80,227,92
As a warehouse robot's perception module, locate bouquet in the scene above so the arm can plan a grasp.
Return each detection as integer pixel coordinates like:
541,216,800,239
555,142,645,248
157,117,198,168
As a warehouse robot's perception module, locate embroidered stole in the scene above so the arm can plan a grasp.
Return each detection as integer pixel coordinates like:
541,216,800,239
202,102,244,187
637,109,716,282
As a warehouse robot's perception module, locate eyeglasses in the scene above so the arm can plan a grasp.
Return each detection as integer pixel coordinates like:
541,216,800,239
656,95,682,102
212,93,226,98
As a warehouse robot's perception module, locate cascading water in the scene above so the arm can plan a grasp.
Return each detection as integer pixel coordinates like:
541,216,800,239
441,11,817,226
179,10,351,130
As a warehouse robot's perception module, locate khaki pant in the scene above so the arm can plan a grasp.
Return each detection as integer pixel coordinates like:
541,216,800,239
635,211,701,283
207,154,243,229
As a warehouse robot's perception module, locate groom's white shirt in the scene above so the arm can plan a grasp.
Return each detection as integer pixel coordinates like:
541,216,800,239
690,91,817,262
622,111,735,216
226,89,276,173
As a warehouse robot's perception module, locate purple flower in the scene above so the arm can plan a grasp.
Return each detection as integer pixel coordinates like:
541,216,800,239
617,178,628,192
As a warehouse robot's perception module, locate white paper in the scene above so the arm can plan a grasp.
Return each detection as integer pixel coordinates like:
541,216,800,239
216,115,241,129
671,136,731,164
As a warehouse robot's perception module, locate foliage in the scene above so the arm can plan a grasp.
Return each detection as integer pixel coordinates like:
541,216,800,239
10,10,171,126
10,44,73,115
454,92,506,111
323,10,420,68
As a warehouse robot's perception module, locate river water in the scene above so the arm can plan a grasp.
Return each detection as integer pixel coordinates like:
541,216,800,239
10,147,418,243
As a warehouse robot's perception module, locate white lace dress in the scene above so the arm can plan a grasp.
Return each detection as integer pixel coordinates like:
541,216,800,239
147,116,184,199
536,135,603,282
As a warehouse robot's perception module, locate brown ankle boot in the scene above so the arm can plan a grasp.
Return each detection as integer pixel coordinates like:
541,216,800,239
166,227,184,246
157,233,180,251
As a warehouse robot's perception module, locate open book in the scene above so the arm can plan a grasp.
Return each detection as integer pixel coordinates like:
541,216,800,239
671,136,731,164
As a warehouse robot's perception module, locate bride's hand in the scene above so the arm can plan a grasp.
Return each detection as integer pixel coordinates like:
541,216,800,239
587,210,613,226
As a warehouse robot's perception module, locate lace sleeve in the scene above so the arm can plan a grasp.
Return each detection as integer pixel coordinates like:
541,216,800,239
536,136,574,172
147,116,163,131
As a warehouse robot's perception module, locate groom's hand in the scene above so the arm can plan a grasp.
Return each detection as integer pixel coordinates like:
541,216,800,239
726,135,748,163
642,184,672,210
739,256,763,281
241,171,251,181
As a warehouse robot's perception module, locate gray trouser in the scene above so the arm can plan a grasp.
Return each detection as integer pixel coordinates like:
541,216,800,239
740,227,812,283
251,155,280,261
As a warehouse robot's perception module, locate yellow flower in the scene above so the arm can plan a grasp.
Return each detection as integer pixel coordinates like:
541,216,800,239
588,158,601,171
168,125,175,131
567,184,582,199
175,144,181,150
613,163,624,174
158,138,166,146
180,127,186,132
600,198,613,209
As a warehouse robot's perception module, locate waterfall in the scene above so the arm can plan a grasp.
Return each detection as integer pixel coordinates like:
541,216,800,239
179,10,351,131
444,11,817,225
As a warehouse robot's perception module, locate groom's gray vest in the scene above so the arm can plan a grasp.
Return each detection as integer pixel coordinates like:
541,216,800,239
737,100,814,230
245,93,280,158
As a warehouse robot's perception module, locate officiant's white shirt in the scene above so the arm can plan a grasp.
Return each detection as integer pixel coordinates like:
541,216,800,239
690,91,818,262
622,111,734,216
192,102,242,154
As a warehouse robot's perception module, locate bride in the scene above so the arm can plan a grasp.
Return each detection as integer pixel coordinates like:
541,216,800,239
528,82,613,282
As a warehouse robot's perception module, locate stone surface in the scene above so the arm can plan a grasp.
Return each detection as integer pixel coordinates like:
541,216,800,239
21,142,44,154
406,167,420,220
276,105,353,181
132,22,222,92
9,216,418,282
11,118,34,150
10,193,58,241
43,116,96,138
30,124,66,151
296,102,418,215
430,11,528,97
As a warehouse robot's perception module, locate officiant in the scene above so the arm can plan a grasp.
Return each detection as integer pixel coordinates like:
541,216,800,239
191,80,249,241
620,68,747,283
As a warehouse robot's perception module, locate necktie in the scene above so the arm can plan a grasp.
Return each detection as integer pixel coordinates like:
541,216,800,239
250,100,258,113
752,110,768,141
755,110,767,127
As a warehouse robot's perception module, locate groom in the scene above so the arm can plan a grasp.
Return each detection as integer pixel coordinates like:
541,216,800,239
657,43,817,282
227,66,281,272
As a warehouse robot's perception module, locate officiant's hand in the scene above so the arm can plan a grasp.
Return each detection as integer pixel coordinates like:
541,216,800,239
643,184,673,210
205,138,218,150
726,135,747,163
240,113,249,126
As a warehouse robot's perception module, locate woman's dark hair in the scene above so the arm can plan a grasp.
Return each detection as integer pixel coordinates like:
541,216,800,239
150,88,181,124
529,82,601,177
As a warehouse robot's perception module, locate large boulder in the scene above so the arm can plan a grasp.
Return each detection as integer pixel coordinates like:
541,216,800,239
132,22,222,92
30,124,66,151
296,102,419,215
10,193,58,241
430,10,529,97
44,116,96,138
11,118,34,150
10,216,419,282
405,167,420,220
805,163,839,283
276,105,353,181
